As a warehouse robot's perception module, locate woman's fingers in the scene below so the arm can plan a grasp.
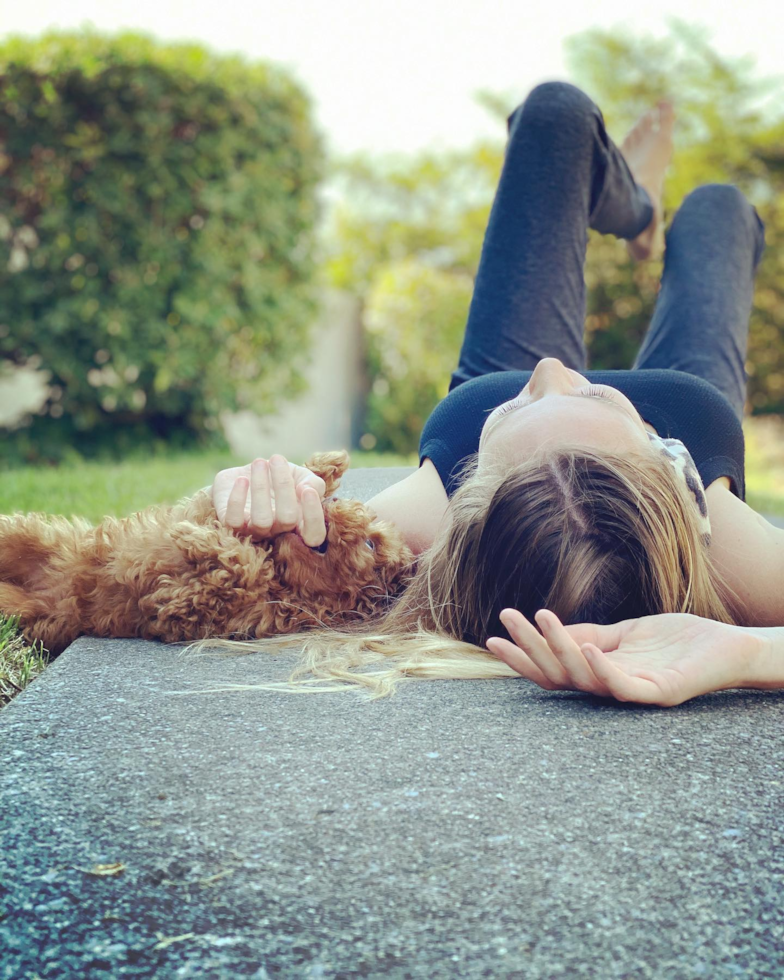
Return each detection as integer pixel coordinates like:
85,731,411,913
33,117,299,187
298,486,327,547
491,608,612,696
268,455,298,529
304,473,327,498
486,635,561,690
246,455,299,536
225,454,327,544
498,608,579,690
492,609,573,690
224,476,250,529
249,459,275,534
534,609,613,696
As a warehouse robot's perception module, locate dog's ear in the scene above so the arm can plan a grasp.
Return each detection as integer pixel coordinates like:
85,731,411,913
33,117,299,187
304,450,350,496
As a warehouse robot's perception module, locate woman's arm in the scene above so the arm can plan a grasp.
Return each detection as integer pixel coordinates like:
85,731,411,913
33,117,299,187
365,458,449,556
487,607,784,706
705,481,784,627
741,626,784,690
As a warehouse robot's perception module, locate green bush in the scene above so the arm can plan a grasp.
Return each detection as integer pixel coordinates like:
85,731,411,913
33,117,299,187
0,30,325,463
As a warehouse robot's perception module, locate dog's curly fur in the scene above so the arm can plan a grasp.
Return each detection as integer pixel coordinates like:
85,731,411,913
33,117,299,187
0,451,416,655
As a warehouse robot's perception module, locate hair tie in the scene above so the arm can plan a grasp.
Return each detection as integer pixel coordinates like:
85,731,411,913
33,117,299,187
646,431,711,546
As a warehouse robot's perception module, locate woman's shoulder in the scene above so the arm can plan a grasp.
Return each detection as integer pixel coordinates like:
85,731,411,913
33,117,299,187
365,458,448,556
706,479,784,626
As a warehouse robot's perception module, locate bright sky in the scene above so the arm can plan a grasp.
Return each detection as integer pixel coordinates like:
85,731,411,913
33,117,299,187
2,0,782,158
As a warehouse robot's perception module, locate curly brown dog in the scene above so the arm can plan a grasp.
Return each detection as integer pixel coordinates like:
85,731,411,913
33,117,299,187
0,451,416,655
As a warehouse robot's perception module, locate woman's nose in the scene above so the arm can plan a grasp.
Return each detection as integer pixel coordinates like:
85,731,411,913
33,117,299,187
530,357,573,394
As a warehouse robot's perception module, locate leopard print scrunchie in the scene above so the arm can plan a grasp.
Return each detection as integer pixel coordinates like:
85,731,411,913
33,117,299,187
646,431,712,547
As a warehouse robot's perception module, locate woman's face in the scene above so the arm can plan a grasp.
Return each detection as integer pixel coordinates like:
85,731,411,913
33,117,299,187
478,357,652,466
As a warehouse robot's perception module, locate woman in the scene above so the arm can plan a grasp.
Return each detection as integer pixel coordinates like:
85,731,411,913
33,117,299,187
209,81,784,706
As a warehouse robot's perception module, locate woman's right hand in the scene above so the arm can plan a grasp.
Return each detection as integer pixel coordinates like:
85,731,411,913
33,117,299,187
486,608,762,707
211,455,328,547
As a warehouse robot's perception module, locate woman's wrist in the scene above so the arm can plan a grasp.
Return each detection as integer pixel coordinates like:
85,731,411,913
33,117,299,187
733,626,784,690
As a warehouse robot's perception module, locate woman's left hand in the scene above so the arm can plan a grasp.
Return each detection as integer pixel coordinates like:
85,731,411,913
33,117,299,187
486,607,754,707
212,455,328,547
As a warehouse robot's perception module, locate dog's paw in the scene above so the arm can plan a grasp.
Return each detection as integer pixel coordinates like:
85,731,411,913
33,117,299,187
304,450,350,496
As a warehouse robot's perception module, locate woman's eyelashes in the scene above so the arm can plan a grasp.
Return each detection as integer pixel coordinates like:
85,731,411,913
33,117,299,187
579,385,616,401
493,386,615,419
495,397,523,416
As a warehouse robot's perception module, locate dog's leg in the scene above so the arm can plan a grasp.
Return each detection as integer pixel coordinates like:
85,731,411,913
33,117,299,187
0,581,33,617
0,520,53,587
0,582,80,655
304,450,350,497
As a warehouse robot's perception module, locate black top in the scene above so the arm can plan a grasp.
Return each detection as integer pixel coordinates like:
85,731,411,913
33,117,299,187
419,369,745,500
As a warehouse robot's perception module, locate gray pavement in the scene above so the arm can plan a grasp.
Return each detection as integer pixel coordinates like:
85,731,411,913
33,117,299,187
1,467,783,980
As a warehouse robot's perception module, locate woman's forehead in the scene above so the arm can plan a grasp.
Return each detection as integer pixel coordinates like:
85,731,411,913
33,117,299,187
486,396,648,456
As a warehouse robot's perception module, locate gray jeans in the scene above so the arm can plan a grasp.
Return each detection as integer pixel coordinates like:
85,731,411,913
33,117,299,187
449,81,767,421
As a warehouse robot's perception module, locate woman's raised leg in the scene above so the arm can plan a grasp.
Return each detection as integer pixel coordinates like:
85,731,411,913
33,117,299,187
633,183,766,420
450,80,655,391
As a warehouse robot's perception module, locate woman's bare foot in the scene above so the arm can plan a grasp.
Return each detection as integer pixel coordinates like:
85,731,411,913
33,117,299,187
621,100,675,262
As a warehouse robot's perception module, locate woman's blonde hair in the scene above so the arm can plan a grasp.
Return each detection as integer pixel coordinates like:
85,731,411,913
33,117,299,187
193,446,745,700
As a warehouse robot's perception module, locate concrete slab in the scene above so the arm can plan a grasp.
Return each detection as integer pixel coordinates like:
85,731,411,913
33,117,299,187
1,467,783,980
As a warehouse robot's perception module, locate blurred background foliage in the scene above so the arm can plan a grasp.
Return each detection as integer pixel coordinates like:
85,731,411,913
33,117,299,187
0,30,325,463
0,20,782,464
320,17,784,453
362,259,475,454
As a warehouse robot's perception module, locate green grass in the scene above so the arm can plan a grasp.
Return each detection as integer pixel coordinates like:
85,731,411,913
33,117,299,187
0,615,49,709
0,449,418,524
